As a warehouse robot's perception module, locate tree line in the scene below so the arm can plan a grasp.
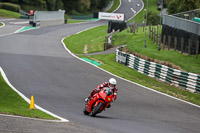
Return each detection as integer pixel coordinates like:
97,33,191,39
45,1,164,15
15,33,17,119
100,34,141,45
165,0,200,14
0,0,112,14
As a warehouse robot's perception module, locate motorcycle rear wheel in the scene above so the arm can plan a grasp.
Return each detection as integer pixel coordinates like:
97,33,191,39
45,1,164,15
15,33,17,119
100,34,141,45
91,102,104,117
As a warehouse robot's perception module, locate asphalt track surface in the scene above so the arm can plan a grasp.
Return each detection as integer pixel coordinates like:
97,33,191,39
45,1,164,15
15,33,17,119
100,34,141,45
0,0,200,133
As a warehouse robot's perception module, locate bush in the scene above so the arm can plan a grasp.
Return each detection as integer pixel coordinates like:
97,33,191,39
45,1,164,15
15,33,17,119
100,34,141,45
146,11,160,25
0,2,20,12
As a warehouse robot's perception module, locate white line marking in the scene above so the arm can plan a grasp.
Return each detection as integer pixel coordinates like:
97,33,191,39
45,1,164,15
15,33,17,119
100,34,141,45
128,0,132,2
14,26,25,33
0,22,5,29
0,18,16,21
130,8,136,14
61,27,200,109
10,21,29,25
0,113,66,123
0,67,69,122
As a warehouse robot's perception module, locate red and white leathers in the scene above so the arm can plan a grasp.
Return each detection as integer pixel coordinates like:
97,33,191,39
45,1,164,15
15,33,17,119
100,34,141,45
88,82,118,101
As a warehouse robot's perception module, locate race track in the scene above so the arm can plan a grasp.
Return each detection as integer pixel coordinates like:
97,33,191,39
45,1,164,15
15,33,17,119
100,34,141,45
0,0,200,133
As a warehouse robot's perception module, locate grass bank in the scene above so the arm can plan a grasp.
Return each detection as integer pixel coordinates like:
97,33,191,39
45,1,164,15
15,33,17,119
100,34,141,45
64,25,200,106
112,27,200,74
0,73,57,120
64,25,108,54
0,9,21,18
64,25,200,74
0,22,3,26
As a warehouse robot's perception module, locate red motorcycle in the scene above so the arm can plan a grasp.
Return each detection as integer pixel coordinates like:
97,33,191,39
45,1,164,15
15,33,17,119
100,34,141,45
83,87,114,117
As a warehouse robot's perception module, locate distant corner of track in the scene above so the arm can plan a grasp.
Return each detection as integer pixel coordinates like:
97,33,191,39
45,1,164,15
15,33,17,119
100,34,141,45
127,0,144,21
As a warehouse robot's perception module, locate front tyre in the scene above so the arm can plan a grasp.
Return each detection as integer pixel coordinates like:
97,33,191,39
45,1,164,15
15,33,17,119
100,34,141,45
91,102,104,117
83,107,90,115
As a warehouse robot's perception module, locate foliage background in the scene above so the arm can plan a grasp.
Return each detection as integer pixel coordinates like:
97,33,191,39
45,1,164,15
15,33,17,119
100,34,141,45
0,0,112,15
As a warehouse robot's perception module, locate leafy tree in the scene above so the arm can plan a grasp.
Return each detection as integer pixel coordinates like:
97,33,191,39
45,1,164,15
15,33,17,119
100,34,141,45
168,0,200,14
147,11,160,25
167,0,179,14
76,0,90,12
55,0,64,10
178,0,200,12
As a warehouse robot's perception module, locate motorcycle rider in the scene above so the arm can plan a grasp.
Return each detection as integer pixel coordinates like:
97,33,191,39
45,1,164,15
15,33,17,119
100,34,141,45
85,78,118,107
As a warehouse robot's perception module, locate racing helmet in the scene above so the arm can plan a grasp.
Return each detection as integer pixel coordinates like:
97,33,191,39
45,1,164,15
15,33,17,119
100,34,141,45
109,78,117,89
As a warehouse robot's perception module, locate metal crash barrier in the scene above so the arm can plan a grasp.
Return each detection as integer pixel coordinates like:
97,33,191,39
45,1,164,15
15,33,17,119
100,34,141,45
116,46,200,93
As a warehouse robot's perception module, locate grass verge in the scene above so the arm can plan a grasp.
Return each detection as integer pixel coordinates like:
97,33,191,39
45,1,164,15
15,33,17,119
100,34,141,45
0,22,3,26
67,19,85,24
0,9,21,18
64,25,108,54
78,54,200,106
0,73,57,120
107,0,121,13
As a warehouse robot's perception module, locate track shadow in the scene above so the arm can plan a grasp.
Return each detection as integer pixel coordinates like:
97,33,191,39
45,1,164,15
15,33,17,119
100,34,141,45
92,115,117,120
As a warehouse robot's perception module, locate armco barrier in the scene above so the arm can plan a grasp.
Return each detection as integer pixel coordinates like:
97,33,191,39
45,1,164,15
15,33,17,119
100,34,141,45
116,46,200,93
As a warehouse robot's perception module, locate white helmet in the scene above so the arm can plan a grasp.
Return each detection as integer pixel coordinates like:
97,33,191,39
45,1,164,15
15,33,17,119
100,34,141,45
109,78,117,89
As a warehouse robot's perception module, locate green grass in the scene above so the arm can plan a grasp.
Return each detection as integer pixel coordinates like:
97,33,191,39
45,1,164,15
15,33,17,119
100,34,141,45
130,0,160,23
107,0,120,13
78,54,200,106
0,9,21,18
64,25,108,54
0,22,3,26
67,19,85,24
112,27,200,74
0,74,57,120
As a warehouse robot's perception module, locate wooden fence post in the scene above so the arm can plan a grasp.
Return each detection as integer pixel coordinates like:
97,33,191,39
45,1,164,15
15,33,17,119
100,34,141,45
181,37,184,54
154,28,156,43
196,40,199,58
149,25,151,38
174,36,177,51
168,36,171,50
188,39,191,55
163,35,166,50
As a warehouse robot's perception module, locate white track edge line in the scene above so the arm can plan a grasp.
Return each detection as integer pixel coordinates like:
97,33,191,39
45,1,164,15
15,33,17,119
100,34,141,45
0,113,66,123
61,28,200,109
0,67,69,122
0,22,5,28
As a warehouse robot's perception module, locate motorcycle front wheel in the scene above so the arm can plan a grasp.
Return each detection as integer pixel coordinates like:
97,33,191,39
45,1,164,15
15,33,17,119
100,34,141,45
83,107,90,115
91,102,104,117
